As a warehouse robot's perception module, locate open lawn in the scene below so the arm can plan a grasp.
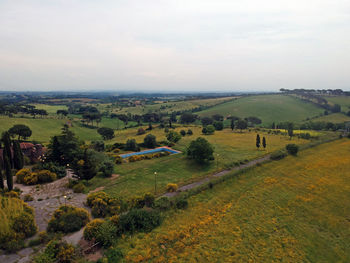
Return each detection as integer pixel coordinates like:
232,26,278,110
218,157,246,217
197,95,324,126
118,139,350,262
88,126,312,198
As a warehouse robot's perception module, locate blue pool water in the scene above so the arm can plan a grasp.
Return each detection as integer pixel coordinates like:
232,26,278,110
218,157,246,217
120,147,180,158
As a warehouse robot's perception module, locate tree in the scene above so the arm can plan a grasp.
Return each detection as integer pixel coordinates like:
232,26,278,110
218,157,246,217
13,140,24,170
180,130,186,136
125,139,139,151
271,122,276,129
180,113,197,124
57,110,68,118
0,142,4,189
73,149,99,180
147,123,153,130
167,131,181,143
201,117,213,126
245,116,262,126
287,122,294,139
256,134,260,149
2,132,13,190
144,134,157,149
137,128,146,135
262,137,266,149
8,124,32,140
230,119,235,131
213,121,224,131
235,120,248,132
97,127,114,140
286,144,299,155
187,137,214,164
212,114,224,121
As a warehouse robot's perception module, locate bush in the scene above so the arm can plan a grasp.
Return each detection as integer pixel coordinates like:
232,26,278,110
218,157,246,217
99,159,115,177
33,162,66,179
187,129,193,135
180,130,186,136
95,220,118,248
23,173,38,185
37,170,57,183
175,198,188,209
0,232,25,253
286,144,299,156
91,198,109,218
5,190,19,198
84,219,104,241
137,128,146,135
12,212,37,237
166,183,178,193
47,205,90,233
39,231,50,244
125,139,139,151
143,193,155,207
105,247,124,263
166,131,181,143
34,239,76,263
270,150,287,160
23,194,34,202
87,192,110,207
213,121,224,130
144,134,157,148
16,168,31,184
72,183,86,193
154,197,172,211
203,125,215,135
118,209,162,234
115,155,123,164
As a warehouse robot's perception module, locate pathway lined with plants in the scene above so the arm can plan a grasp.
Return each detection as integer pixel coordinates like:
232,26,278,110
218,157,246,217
163,154,271,197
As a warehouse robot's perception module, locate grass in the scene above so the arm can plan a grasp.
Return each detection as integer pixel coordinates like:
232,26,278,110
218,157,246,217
310,113,350,123
197,94,325,126
88,126,312,199
30,104,68,115
323,96,350,112
0,197,28,237
117,139,350,262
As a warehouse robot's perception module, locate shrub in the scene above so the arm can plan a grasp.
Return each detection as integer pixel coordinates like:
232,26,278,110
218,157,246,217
5,190,19,199
125,139,139,151
95,220,118,248
91,198,109,218
47,205,90,233
166,183,178,193
72,183,85,193
154,197,172,211
144,134,157,148
115,156,123,165
37,170,57,183
137,128,145,135
12,212,37,237
203,125,215,135
143,193,155,207
286,144,299,156
180,130,186,136
87,192,110,207
0,232,25,253
99,159,114,177
167,131,181,143
84,219,104,241
118,209,162,234
33,162,66,179
187,129,193,135
39,231,50,244
16,168,31,184
270,150,287,160
105,247,124,263
34,239,76,263
213,121,224,131
175,198,188,209
23,173,38,185
110,215,120,225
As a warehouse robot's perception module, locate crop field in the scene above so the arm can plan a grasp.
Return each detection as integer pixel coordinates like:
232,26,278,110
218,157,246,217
310,113,350,123
103,97,236,115
197,95,325,126
117,139,350,262
88,126,313,198
323,96,350,112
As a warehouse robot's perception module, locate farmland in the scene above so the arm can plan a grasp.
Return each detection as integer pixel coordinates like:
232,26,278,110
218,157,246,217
310,113,350,123
323,96,350,112
88,126,316,199
197,95,325,126
118,139,350,262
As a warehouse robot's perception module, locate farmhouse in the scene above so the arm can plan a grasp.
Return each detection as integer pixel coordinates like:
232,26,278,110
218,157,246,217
0,142,45,164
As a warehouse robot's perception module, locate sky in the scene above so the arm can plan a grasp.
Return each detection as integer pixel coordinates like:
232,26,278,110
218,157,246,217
0,0,349,92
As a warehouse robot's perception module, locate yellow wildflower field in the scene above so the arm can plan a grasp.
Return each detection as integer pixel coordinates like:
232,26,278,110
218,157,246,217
118,139,350,262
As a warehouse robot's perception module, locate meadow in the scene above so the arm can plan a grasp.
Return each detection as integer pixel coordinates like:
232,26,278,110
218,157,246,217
310,113,350,123
117,138,350,262
88,126,314,198
197,95,325,126
323,96,350,112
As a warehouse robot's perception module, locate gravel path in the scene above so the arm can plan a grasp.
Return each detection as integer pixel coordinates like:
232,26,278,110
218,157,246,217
163,154,271,198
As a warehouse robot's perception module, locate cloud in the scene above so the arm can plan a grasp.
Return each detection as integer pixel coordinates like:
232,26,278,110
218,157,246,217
0,0,349,91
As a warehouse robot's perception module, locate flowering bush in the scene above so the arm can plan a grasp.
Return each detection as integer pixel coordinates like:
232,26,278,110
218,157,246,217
166,183,178,193
83,219,104,241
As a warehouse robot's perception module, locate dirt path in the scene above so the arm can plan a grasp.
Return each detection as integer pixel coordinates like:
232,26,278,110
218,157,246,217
163,155,271,198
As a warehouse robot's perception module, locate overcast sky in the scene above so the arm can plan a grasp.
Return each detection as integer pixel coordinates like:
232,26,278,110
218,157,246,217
0,0,349,92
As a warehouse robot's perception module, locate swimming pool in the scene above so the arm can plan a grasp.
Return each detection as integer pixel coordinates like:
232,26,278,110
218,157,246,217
119,147,181,158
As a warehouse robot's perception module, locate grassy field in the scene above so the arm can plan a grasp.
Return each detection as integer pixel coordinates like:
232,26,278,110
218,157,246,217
310,113,350,123
323,96,350,112
197,95,325,126
88,126,313,198
102,97,236,115
117,138,350,262
30,104,68,115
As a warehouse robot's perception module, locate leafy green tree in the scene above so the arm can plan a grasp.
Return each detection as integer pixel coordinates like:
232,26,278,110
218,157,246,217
98,127,115,140
125,139,139,151
144,134,157,149
213,121,224,131
8,124,32,140
187,137,214,164
235,119,248,131
286,144,299,155
180,130,186,136
201,117,213,126
2,131,13,190
262,137,266,149
13,140,24,170
287,122,294,139
212,114,224,121
166,131,181,143
230,119,235,131
256,134,260,149
0,142,4,189
187,129,193,135
180,113,197,124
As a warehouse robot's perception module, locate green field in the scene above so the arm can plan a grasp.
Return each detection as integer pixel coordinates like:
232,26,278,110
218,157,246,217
323,96,350,112
311,113,350,123
118,139,350,262
30,104,68,115
197,95,325,126
88,126,313,198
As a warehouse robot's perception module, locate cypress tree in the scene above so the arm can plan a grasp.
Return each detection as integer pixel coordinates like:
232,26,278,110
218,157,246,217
13,140,24,170
256,134,260,149
231,119,235,131
0,142,4,190
262,137,266,149
2,132,13,190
